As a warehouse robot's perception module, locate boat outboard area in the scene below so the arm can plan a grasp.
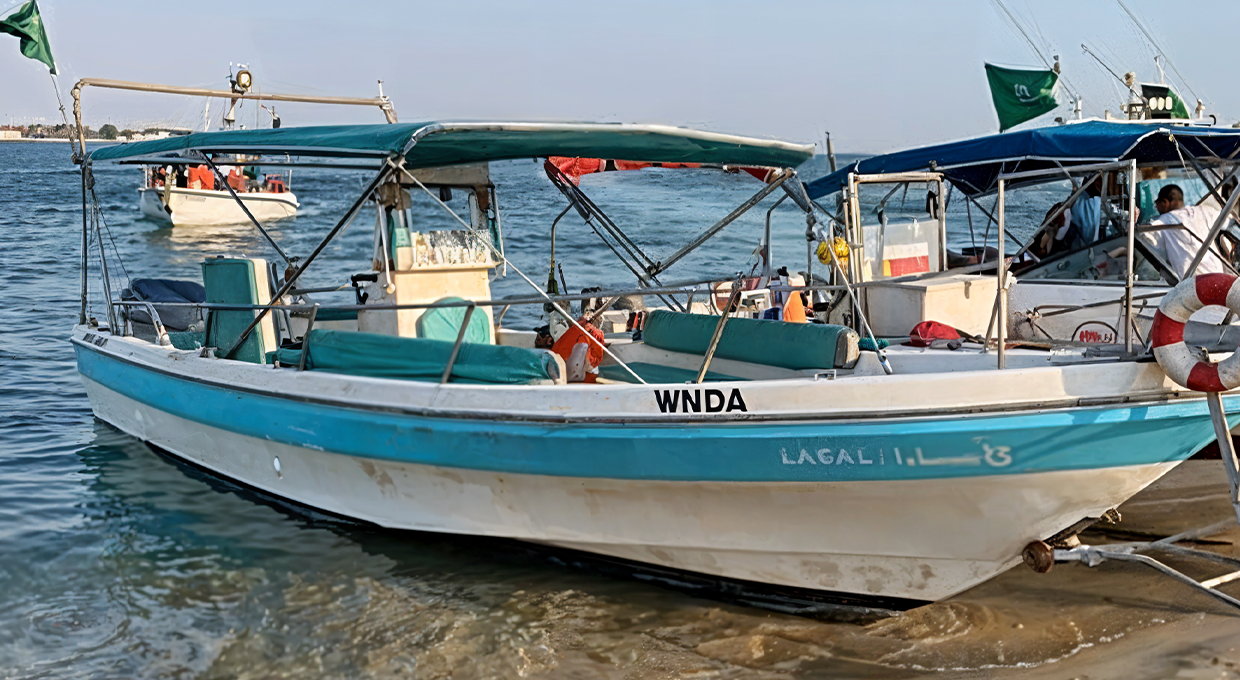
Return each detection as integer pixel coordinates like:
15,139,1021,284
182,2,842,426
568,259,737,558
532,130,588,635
805,119,1240,348
69,117,1240,610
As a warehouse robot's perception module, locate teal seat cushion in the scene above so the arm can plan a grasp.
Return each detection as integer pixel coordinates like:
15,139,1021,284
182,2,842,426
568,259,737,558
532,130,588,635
168,330,205,350
274,329,556,384
313,308,359,322
598,362,743,385
641,310,856,370
416,296,491,344
202,258,269,364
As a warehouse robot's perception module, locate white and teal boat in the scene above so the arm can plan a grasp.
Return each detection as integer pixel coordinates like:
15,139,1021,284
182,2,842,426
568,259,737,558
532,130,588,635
69,116,1239,609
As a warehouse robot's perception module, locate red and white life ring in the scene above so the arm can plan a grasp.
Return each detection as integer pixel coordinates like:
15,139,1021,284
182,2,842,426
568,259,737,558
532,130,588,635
1150,273,1240,392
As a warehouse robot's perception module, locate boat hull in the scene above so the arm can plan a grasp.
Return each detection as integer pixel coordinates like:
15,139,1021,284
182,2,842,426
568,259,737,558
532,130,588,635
139,186,299,226
72,328,1232,603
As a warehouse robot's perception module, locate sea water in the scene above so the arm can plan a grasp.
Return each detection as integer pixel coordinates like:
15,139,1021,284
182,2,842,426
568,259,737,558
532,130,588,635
3,142,1240,679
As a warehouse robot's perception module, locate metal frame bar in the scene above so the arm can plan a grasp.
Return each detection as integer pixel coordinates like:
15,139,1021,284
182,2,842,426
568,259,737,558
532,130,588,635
113,300,171,346
200,154,293,265
298,304,319,371
441,304,476,384
399,163,648,384
696,281,743,383
651,170,791,276
760,195,788,287
1124,159,1137,353
221,159,399,359
1186,166,1240,276
79,162,89,324
1009,170,1104,261
539,163,683,310
73,77,397,125
1046,393,1240,612
997,179,1007,369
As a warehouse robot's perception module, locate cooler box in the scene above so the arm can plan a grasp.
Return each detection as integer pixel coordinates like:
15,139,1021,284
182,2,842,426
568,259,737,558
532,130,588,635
865,274,997,338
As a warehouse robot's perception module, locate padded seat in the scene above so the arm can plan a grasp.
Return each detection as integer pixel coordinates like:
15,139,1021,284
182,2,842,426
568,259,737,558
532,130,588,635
641,310,860,370
203,257,277,364
121,278,206,331
271,329,562,385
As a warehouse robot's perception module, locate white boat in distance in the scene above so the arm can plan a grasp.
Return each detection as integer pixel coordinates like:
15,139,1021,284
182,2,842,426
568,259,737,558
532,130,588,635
138,174,299,227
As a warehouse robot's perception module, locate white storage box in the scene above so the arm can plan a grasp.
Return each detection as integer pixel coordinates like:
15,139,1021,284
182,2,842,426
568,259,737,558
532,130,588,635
865,274,997,338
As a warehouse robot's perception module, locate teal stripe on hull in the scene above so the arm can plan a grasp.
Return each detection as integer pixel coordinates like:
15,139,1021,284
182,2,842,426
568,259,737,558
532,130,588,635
77,346,1228,482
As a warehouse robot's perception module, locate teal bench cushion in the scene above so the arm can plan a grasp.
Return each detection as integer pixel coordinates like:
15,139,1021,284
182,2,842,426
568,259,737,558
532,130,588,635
312,308,359,322
641,310,858,370
273,329,557,384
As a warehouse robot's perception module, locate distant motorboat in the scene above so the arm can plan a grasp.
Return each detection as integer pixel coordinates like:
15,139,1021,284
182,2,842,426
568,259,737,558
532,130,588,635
138,171,299,227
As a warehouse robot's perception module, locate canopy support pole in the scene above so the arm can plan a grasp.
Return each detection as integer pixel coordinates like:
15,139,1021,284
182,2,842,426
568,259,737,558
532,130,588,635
650,170,791,276
1174,139,1234,213
696,279,743,384
221,159,398,359
201,155,293,266
79,161,89,324
996,179,1007,370
398,165,649,385
441,304,476,384
1125,159,1137,354
1186,165,1240,277
761,195,788,288
542,163,682,311
1009,170,1103,262
961,191,1021,255
92,199,118,333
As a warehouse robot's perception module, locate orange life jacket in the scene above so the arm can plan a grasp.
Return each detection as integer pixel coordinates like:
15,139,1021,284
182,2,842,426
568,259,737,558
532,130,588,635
552,318,606,381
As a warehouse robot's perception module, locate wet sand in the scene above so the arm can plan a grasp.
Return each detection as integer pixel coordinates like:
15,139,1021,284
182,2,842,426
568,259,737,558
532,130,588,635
178,461,1240,680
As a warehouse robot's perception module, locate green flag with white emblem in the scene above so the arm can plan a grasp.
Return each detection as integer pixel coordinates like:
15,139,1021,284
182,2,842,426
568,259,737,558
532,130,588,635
0,0,56,75
985,63,1059,132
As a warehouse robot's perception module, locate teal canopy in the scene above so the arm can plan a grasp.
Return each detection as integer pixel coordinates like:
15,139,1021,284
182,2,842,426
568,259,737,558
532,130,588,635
89,121,814,168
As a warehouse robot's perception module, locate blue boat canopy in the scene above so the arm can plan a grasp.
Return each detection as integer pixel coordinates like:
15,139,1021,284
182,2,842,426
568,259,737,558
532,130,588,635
807,121,1240,199
88,121,815,169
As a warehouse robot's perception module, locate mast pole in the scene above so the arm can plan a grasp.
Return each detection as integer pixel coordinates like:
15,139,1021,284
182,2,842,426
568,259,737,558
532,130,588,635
79,160,88,324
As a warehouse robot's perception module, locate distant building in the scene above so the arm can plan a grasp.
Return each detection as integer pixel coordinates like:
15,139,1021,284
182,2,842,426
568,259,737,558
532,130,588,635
0,129,22,140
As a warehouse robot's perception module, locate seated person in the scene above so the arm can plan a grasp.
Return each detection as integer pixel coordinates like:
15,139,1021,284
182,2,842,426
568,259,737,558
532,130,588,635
1146,184,1231,277
1029,202,1072,260
1067,177,1103,248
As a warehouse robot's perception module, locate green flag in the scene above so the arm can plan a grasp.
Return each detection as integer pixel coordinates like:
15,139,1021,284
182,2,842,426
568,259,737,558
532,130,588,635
985,63,1059,132
0,0,56,75
1168,91,1190,119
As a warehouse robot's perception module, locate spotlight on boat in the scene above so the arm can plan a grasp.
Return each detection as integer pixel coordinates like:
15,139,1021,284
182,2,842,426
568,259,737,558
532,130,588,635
235,69,253,94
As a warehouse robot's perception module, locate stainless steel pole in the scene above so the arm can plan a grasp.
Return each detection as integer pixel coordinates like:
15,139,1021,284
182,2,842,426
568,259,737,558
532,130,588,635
1125,159,1137,353
997,179,1007,370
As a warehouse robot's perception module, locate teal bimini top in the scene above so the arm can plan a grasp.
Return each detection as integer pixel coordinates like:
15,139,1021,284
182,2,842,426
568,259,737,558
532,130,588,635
88,121,815,169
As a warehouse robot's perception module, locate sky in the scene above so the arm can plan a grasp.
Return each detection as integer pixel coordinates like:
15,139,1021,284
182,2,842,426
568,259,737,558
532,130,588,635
2,0,1237,154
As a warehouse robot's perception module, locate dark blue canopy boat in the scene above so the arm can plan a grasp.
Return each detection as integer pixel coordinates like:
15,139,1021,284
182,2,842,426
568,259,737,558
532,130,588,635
807,121,1240,199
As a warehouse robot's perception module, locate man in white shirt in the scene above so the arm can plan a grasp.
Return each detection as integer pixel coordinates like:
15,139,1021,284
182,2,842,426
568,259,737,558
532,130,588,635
1147,184,1231,277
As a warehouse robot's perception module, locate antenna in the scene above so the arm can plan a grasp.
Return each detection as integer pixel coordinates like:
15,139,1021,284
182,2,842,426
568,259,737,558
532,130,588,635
1081,43,1149,117
990,0,1082,104
1115,0,1200,104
